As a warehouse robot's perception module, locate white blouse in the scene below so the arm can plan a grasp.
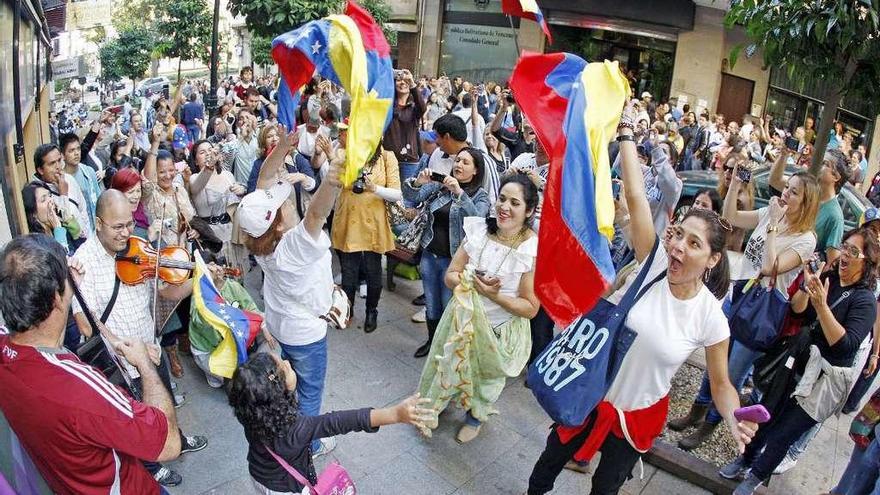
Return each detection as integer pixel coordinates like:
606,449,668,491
462,217,537,328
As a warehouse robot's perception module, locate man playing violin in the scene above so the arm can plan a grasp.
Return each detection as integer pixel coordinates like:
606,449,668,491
71,189,208,488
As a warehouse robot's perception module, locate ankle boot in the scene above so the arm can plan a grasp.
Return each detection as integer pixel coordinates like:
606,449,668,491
414,319,439,358
364,308,378,333
165,345,184,378
678,421,718,451
668,402,709,431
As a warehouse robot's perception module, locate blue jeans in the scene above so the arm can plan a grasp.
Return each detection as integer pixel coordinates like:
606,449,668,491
743,399,817,480
420,251,452,320
786,422,821,460
399,161,420,208
834,438,880,495
695,339,762,424
280,337,328,451
186,124,201,143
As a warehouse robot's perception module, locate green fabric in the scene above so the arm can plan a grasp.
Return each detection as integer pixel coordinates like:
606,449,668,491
417,271,531,436
394,262,421,280
815,197,844,254
189,279,261,353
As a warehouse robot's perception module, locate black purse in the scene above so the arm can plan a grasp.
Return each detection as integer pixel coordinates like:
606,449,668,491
70,275,142,401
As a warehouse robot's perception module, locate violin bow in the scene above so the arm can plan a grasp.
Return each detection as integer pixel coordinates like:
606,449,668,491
152,200,166,338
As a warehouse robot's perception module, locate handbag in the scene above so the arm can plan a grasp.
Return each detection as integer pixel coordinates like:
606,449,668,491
754,290,852,416
850,391,880,450
728,260,789,351
323,286,351,330
265,445,355,495
388,189,443,263
526,240,666,426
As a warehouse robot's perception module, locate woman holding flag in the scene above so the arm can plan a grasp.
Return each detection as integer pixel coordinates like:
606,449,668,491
526,101,757,495
237,126,345,458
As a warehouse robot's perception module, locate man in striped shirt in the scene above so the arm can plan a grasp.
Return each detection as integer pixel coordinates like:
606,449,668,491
0,234,180,494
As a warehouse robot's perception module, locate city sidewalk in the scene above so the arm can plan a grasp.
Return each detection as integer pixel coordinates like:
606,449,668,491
165,273,846,494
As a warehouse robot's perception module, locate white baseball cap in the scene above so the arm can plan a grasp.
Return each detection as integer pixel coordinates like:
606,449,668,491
641,91,652,99
237,180,292,237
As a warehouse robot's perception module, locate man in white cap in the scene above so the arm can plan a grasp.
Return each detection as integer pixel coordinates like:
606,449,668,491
237,125,343,458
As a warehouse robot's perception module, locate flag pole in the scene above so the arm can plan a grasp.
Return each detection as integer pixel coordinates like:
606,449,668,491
507,15,521,56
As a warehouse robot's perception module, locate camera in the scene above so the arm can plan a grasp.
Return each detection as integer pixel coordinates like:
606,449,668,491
737,165,752,184
808,257,820,274
352,171,367,194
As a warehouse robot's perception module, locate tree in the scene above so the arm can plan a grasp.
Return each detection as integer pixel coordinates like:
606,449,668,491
251,35,274,70
726,0,880,175
227,0,397,49
112,0,164,77
156,0,213,84
103,28,154,88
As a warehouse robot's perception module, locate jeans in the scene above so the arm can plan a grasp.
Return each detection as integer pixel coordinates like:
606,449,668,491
695,339,762,424
419,251,452,320
399,161,420,208
742,399,818,480
338,251,382,311
280,337,328,452
529,307,555,365
528,418,641,495
186,124,201,143
785,422,821,461
845,365,879,414
833,439,880,495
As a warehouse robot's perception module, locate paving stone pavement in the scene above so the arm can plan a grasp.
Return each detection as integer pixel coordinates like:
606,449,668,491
161,269,844,494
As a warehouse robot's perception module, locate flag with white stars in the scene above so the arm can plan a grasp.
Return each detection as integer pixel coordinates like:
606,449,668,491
191,252,262,378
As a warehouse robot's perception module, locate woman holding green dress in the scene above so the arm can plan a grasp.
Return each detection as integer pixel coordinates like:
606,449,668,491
418,173,541,443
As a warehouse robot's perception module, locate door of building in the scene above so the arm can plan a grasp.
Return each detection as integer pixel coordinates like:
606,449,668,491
716,73,755,122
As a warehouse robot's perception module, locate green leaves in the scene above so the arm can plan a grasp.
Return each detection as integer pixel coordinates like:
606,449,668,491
99,27,155,83
156,0,213,66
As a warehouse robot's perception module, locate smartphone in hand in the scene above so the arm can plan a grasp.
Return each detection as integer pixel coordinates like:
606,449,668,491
430,171,447,183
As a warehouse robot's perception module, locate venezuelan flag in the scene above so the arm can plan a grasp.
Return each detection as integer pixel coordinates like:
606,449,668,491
272,1,394,185
502,0,553,44
191,252,262,378
510,52,630,326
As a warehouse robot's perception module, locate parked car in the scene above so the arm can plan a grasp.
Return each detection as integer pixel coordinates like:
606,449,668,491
136,77,170,98
676,163,870,231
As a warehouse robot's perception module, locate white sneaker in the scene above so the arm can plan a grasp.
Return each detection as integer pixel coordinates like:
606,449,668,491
205,373,224,388
359,283,367,299
411,308,427,323
773,454,798,474
312,437,337,459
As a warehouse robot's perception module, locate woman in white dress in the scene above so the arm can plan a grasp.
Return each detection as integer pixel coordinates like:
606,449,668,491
188,139,246,257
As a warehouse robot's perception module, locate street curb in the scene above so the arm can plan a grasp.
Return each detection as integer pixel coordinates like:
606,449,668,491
644,441,770,495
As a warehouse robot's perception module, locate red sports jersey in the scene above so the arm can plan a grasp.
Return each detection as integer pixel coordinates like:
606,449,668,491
0,335,168,495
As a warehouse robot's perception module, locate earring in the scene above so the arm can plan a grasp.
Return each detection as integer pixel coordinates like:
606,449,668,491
703,267,711,282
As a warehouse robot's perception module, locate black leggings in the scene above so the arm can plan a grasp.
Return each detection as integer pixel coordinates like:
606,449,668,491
528,418,641,495
338,251,383,311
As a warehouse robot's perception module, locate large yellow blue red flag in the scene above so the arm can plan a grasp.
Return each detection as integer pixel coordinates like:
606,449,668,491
510,52,629,326
272,1,394,185
191,252,261,378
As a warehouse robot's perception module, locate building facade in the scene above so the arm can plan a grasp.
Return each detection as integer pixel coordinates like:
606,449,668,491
387,0,880,173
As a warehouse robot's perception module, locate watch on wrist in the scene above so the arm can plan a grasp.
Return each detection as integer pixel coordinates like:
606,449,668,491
767,225,778,233
616,134,635,143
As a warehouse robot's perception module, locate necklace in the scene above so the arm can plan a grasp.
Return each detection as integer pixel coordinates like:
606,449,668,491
495,227,527,243
476,227,529,278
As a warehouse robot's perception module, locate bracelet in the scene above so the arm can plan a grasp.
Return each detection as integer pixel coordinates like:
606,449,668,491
617,121,635,132
616,134,635,143
767,225,778,233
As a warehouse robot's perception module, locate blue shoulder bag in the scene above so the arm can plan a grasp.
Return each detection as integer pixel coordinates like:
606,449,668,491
527,240,667,426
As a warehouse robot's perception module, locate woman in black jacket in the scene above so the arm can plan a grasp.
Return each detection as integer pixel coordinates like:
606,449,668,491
725,227,879,494
228,353,432,494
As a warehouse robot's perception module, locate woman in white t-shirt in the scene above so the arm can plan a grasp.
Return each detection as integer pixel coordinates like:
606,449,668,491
671,162,818,450
527,102,756,495
238,127,344,459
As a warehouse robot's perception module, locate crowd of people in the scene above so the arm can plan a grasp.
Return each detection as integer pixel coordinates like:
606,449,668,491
1,60,880,495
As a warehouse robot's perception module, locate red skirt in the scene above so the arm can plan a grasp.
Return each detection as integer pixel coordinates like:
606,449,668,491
556,396,670,462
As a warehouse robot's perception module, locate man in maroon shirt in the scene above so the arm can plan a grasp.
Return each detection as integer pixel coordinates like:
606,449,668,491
0,234,181,495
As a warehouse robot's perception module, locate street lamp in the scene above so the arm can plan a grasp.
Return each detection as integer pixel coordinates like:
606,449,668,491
206,0,221,120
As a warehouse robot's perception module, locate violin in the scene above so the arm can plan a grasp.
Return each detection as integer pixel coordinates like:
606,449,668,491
115,236,240,285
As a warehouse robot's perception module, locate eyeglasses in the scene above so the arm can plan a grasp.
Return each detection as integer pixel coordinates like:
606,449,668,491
98,217,134,234
841,243,866,259
704,209,733,232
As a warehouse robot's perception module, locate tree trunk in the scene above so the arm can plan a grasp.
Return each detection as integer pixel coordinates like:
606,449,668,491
151,58,159,78
808,88,843,177
809,58,859,176
177,58,183,88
